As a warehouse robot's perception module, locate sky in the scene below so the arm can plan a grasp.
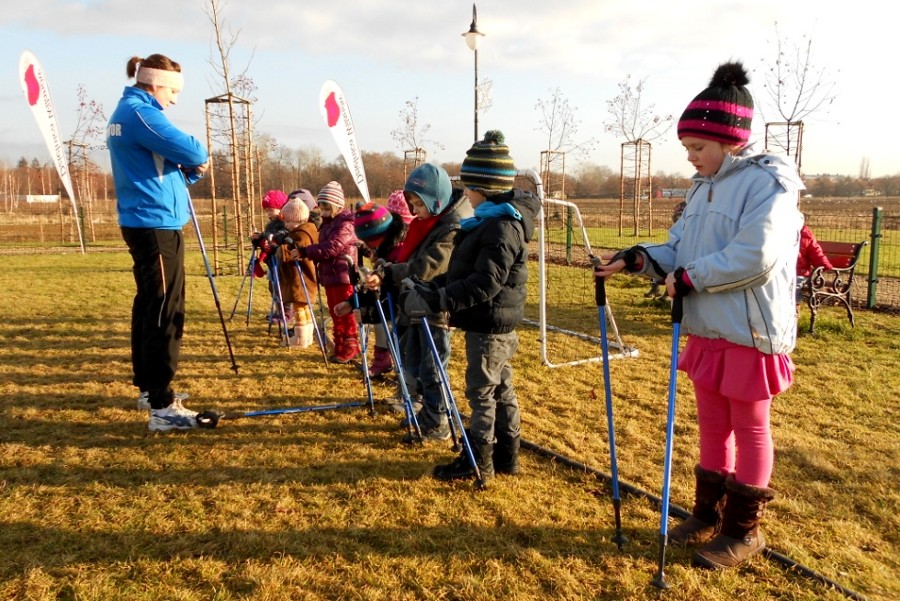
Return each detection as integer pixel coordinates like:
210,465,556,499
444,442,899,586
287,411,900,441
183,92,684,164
1,0,897,180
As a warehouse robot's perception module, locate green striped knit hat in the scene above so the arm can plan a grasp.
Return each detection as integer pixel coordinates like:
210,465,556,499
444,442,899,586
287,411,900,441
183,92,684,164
459,130,516,193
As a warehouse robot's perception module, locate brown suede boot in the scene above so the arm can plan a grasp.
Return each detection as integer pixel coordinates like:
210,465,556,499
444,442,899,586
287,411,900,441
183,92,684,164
669,464,727,547
693,476,776,569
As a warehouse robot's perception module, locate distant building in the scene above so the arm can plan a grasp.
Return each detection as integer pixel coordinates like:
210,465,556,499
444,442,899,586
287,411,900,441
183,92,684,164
21,194,61,204
659,188,689,199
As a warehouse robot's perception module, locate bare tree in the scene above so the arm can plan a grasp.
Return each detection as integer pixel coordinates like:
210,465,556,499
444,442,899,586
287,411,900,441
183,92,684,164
390,97,445,155
204,0,258,268
535,87,597,199
603,75,673,143
756,22,837,161
859,157,871,181
604,76,672,236
535,87,597,155
757,23,837,125
66,84,107,241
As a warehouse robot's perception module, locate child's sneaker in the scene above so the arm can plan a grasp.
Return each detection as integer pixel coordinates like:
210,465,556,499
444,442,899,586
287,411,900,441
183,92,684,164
148,402,199,432
137,391,189,411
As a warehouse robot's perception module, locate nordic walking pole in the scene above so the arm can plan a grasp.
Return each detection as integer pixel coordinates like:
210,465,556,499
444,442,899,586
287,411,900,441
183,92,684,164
294,258,329,365
420,316,486,489
245,254,257,326
185,186,239,374
268,254,290,343
384,292,424,443
229,250,256,321
342,255,376,415
651,293,683,590
595,270,628,550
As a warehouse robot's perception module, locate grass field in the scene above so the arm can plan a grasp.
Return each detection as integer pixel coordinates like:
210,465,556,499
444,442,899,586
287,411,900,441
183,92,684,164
1,252,898,601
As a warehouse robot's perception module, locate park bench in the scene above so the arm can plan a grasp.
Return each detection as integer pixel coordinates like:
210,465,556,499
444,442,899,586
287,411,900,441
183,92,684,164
803,240,868,333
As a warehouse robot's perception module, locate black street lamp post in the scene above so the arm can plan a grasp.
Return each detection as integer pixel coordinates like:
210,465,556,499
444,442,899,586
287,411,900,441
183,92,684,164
462,4,485,142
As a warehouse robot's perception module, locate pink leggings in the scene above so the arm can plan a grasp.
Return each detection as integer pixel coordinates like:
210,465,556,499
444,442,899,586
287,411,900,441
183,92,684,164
695,384,774,487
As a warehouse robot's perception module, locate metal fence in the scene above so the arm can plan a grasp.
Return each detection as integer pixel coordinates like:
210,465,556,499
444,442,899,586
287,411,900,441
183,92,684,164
1,196,898,309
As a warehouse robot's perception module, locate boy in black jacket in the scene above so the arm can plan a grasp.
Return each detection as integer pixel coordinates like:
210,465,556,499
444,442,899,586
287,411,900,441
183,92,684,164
403,131,540,483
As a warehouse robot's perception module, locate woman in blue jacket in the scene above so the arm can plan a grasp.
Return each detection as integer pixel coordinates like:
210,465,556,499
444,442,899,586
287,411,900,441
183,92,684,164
107,53,209,432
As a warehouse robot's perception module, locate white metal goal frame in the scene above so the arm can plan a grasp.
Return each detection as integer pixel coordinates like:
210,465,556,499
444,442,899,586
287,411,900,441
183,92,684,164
456,169,639,368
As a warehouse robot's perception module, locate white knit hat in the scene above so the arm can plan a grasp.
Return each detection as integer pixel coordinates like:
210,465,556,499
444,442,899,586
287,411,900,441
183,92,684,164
281,199,309,224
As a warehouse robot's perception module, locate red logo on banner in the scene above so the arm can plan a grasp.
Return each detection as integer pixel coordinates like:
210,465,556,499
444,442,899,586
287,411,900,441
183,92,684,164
24,64,40,106
324,92,340,127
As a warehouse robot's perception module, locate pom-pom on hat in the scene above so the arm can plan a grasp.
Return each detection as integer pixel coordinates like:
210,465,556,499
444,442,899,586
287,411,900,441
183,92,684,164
677,62,754,146
386,189,414,224
459,130,517,193
316,181,345,209
281,198,309,225
404,163,452,216
354,202,393,241
261,189,288,210
288,188,317,211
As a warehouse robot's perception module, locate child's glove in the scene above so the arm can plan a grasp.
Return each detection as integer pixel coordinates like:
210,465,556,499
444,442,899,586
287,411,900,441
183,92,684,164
400,277,444,317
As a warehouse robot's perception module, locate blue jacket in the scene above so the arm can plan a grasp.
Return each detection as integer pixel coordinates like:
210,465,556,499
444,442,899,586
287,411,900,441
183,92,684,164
637,148,804,355
108,87,208,229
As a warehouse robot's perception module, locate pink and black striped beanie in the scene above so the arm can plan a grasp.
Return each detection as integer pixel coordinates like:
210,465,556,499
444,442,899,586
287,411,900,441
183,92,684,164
677,62,753,146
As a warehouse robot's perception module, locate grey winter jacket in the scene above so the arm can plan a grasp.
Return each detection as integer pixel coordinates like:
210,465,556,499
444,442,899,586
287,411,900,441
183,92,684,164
636,149,804,355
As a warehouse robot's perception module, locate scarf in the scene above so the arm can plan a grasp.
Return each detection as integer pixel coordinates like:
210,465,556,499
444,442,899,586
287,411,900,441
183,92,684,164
459,202,522,232
393,214,440,263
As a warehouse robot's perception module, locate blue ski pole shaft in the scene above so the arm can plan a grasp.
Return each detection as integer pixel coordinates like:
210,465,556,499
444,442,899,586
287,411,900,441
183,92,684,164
269,255,290,342
376,295,422,440
596,274,627,549
420,316,485,487
229,251,255,320
652,294,683,590
342,255,376,414
294,259,329,365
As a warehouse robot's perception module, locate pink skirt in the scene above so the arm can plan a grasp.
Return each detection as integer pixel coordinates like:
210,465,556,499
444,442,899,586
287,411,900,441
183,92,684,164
677,335,794,402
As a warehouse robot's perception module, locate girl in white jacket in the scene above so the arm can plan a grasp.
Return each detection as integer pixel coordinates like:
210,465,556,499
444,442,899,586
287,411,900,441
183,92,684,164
596,61,803,570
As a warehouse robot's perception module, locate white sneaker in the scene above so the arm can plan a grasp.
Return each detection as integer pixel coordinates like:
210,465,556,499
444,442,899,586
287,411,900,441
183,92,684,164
148,402,198,432
137,391,189,411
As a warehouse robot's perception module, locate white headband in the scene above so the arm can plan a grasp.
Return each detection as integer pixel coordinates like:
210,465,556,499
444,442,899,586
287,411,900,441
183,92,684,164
136,66,184,90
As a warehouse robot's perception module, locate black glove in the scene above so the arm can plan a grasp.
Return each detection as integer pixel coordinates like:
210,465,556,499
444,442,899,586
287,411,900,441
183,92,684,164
401,277,444,317
671,267,692,298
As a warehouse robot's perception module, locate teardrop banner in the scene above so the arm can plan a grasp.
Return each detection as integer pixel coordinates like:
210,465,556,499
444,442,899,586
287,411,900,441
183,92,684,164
18,50,85,253
319,80,370,204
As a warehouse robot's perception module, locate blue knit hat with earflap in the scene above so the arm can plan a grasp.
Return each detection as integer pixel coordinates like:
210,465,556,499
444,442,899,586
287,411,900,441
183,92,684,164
403,163,452,216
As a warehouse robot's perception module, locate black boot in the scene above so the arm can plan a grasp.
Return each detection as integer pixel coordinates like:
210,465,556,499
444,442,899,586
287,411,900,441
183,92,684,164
693,476,776,569
493,432,521,475
668,464,727,546
434,432,494,484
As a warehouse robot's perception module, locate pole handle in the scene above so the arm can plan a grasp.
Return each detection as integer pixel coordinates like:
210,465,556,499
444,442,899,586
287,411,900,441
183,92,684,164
671,294,683,325
594,274,606,307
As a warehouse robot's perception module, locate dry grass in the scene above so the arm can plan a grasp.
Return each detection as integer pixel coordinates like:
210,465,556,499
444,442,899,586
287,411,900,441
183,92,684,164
0,252,897,601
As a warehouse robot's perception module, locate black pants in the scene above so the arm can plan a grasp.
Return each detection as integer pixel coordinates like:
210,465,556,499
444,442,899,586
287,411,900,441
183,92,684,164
121,227,185,409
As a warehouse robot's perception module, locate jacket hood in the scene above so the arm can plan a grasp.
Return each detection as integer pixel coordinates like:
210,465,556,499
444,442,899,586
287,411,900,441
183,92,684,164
489,189,540,242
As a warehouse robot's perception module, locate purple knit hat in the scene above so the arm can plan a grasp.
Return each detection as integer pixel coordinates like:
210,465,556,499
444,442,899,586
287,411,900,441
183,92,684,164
677,62,754,146
288,188,317,211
